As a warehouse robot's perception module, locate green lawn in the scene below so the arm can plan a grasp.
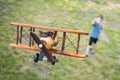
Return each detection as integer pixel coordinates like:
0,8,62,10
0,0,120,80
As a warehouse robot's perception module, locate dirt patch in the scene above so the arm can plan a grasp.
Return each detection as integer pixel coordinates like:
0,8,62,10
108,21,120,29
20,57,51,78
118,55,120,64
101,30,110,43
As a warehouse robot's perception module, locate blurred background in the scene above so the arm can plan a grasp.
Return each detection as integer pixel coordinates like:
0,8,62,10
0,0,120,80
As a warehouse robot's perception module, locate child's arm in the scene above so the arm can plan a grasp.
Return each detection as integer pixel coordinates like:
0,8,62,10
92,18,98,24
92,18,101,25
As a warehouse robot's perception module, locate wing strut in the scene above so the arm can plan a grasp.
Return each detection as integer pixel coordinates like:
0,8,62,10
61,32,66,51
10,22,89,59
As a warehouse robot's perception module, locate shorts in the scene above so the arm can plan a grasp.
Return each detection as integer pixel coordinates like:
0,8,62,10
89,37,98,45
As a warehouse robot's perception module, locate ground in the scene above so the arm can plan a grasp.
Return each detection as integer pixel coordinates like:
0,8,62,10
0,0,120,80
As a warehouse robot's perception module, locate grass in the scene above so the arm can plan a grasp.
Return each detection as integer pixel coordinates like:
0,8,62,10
0,0,120,80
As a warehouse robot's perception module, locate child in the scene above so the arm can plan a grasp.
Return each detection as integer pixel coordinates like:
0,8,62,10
85,14,104,60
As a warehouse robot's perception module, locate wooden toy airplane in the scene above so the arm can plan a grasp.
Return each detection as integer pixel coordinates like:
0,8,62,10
9,22,89,65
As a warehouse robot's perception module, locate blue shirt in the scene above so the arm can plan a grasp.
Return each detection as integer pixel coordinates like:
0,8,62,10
90,23,103,39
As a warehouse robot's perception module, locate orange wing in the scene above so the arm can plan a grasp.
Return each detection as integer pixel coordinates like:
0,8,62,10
9,22,89,58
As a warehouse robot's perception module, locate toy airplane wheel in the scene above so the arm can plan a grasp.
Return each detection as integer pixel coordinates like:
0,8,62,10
51,56,59,65
53,56,59,62
52,62,55,65
33,53,39,62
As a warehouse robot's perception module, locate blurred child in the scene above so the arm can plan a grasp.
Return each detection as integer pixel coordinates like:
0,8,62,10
84,14,104,60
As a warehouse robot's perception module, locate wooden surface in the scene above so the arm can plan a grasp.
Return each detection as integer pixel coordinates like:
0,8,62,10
10,43,86,58
11,22,89,35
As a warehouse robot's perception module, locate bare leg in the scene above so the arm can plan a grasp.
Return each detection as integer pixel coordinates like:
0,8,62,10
85,45,91,55
85,42,94,55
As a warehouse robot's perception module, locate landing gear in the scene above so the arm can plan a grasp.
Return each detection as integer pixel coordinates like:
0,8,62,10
33,53,59,65
51,56,59,65
53,56,59,62
33,53,39,63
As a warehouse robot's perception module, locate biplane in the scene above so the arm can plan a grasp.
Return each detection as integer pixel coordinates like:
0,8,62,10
9,22,89,65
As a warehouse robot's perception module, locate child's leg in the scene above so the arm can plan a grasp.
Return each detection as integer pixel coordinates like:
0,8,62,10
85,45,91,55
89,42,95,54
85,37,94,55
84,43,94,60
